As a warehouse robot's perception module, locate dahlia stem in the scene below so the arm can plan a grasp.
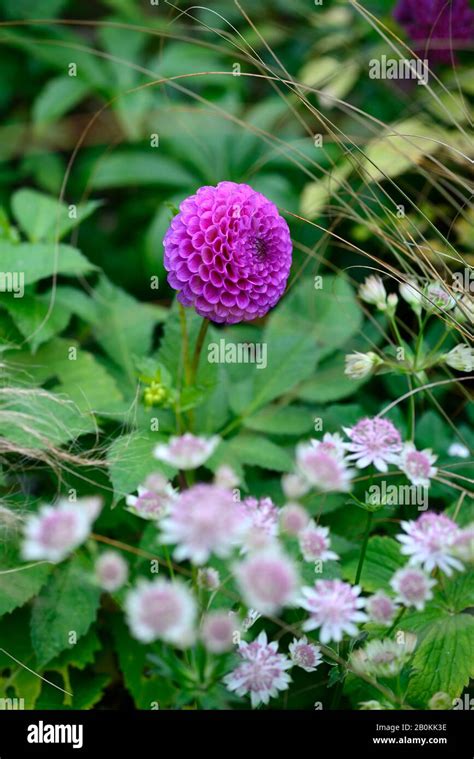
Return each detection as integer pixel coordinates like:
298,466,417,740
190,318,210,384
178,304,192,386
355,510,373,585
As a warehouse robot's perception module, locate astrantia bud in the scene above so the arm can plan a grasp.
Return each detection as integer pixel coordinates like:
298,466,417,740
344,351,383,380
423,282,456,312
359,275,387,310
95,551,128,592
197,567,220,590
443,344,474,372
351,636,416,678
399,278,422,315
429,692,453,711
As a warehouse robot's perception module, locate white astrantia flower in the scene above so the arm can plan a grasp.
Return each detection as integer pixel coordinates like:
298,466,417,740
443,344,474,372
223,631,292,708
296,442,353,492
288,636,322,673
343,417,402,473
448,442,470,459
281,472,310,499
399,278,422,315
233,547,300,616
300,579,367,644
396,512,463,576
344,351,383,380
298,521,339,563
423,282,456,312
311,432,346,461
126,473,177,521
359,275,387,310
214,464,240,489
153,433,220,469
125,578,197,647
390,567,436,611
351,635,416,678
21,497,101,563
398,443,438,488
95,551,128,592
452,524,474,563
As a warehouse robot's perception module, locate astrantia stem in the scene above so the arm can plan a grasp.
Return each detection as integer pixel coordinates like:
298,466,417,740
355,510,373,585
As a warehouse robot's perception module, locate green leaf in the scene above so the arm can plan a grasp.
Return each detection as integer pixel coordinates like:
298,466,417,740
243,404,314,436
245,333,317,414
0,559,52,618
223,434,293,473
90,277,166,381
89,152,195,189
0,242,97,286
107,431,176,502
32,76,91,125
30,555,101,667
35,671,111,710
1,291,72,351
406,615,474,706
341,536,405,592
11,189,101,242
268,276,362,361
297,353,367,403
362,118,445,183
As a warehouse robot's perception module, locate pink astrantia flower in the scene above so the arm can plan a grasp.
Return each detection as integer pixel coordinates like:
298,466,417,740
95,551,128,592
281,472,310,499
164,182,293,324
201,611,236,653
126,474,176,521
298,521,339,563
296,443,353,492
311,432,346,461
289,636,323,673
390,567,436,611
396,512,463,576
125,578,196,646
21,497,101,563
197,567,220,590
240,496,279,551
453,524,474,563
223,630,292,707
343,417,402,472
279,503,309,536
366,592,398,626
214,464,240,489
153,433,220,470
399,444,438,488
160,484,245,565
301,579,367,644
233,548,300,615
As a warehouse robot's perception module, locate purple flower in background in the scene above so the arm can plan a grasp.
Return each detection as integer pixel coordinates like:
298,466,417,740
163,182,292,324
393,0,474,64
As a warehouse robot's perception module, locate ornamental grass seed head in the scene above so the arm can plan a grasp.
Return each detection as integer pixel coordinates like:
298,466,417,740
164,182,292,324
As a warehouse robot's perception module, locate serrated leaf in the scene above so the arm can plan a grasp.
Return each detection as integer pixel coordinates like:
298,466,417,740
0,559,52,618
225,434,293,472
30,556,101,667
406,615,474,706
107,431,176,502
0,291,72,351
341,536,405,592
0,242,97,285
243,404,314,435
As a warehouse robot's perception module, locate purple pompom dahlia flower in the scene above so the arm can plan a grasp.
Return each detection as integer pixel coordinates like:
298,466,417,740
163,182,292,324
393,0,474,64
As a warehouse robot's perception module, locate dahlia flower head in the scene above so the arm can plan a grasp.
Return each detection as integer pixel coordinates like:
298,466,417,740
163,182,292,324
394,0,474,64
